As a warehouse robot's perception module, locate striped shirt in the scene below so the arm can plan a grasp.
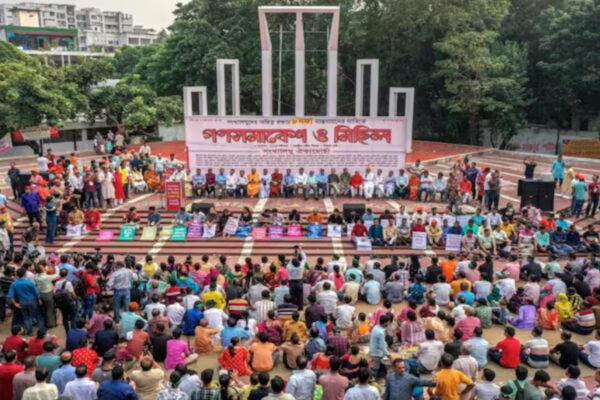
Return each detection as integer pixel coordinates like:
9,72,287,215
575,309,596,329
254,300,275,323
523,336,549,368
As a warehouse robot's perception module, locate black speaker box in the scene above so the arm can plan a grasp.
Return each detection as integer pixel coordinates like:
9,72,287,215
518,179,554,211
192,202,214,214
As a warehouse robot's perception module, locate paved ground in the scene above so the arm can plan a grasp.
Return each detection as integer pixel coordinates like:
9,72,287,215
0,143,599,387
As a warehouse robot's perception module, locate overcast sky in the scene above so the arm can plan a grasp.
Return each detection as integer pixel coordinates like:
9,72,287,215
3,0,184,29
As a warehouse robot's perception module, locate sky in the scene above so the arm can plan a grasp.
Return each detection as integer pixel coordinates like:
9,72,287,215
3,0,184,30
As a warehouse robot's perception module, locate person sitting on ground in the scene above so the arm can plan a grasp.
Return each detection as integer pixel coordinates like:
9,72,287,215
487,326,521,368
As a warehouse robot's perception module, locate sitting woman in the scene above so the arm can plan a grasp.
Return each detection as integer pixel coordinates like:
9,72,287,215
556,293,575,322
257,310,284,346
508,298,537,330
537,301,559,330
130,167,147,193
84,207,101,231
341,345,363,379
507,287,527,314
310,344,335,374
217,336,252,377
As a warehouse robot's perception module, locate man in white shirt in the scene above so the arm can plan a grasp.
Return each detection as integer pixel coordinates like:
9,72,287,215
473,369,501,400
396,169,409,199
36,156,49,172
144,294,166,320
317,282,338,315
432,172,447,202
166,298,186,327
363,167,375,199
295,167,308,198
419,170,434,202
343,368,380,400
334,296,356,330
63,365,97,400
203,300,228,331
226,169,237,196
415,329,444,372
374,169,385,198
558,365,589,400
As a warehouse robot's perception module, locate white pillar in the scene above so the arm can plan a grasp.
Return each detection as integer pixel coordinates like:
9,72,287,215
389,87,415,153
217,59,240,116
294,12,305,117
355,59,379,117
183,86,208,117
326,11,340,117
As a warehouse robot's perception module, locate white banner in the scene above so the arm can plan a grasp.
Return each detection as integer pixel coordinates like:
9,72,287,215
66,224,83,237
185,116,407,171
223,217,240,235
354,237,372,251
445,234,463,252
327,224,342,238
203,223,216,238
411,231,427,250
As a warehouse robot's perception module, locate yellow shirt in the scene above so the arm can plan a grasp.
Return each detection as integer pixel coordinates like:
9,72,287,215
202,290,226,309
0,212,13,232
500,223,515,238
435,369,473,400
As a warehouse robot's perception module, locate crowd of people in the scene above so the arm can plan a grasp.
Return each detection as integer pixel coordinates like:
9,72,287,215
0,138,599,400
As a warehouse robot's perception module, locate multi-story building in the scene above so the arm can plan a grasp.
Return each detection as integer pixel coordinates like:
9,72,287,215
0,2,158,53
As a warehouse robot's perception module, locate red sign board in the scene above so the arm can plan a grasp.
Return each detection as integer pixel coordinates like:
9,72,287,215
165,181,183,211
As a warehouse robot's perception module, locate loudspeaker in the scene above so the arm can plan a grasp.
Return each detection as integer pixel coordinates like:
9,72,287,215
19,173,50,194
343,203,365,220
192,202,214,214
518,180,554,211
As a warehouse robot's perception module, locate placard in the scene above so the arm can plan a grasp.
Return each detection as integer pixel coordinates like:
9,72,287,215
96,230,115,241
307,224,323,239
445,234,463,252
380,219,390,228
160,225,174,238
442,215,456,226
235,225,252,238
268,226,284,239
66,224,83,237
364,220,374,229
118,224,137,241
354,237,372,251
171,225,188,241
187,223,204,239
165,181,183,211
252,227,267,240
411,231,427,250
327,224,342,238
140,226,158,241
456,215,470,227
223,217,239,236
346,223,355,238
203,223,216,238
287,225,302,238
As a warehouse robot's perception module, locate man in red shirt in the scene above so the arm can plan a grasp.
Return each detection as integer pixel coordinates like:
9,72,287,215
488,326,521,368
3,325,28,361
82,264,100,320
350,171,364,197
0,350,25,396
71,338,99,378
586,174,599,217
351,220,368,239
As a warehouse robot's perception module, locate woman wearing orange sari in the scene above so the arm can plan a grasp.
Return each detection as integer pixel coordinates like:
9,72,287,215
247,168,260,197
194,319,219,354
270,169,283,197
144,164,161,192
217,337,252,376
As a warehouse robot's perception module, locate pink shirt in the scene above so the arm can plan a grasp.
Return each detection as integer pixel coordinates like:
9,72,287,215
464,268,481,284
455,316,481,341
164,339,190,370
504,262,520,281
87,313,110,339
319,373,349,400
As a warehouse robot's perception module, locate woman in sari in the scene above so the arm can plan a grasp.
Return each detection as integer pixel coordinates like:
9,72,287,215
194,319,219,354
217,337,252,377
556,293,575,322
113,166,125,206
537,301,559,330
144,164,161,192
258,310,284,346
247,168,260,198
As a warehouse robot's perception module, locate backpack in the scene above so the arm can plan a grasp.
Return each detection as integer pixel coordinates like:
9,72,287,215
72,275,85,298
512,380,526,400
53,281,73,310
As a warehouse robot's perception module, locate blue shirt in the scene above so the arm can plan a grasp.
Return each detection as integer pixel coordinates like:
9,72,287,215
51,364,76,394
216,174,227,184
458,290,475,305
369,224,383,240
573,181,587,200
182,309,204,336
316,174,328,184
466,337,489,367
66,328,88,351
273,286,290,306
369,325,388,357
192,174,206,185
362,280,381,304
283,175,296,185
97,379,138,400
21,192,40,213
362,212,377,222
471,214,485,226
220,326,251,347
7,278,39,302
154,159,165,172
58,263,78,282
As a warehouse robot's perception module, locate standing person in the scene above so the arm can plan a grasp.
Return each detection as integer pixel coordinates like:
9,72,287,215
21,187,41,225
385,358,434,400
44,197,58,244
7,268,43,335
107,261,135,323
369,314,390,378
552,155,566,190
287,246,306,310
34,263,58,328
523,158,537,179
342,368,379,400
586,175,600,217
571,175,588,218
435,353,475,400
7,162,21,200
53,268,76,334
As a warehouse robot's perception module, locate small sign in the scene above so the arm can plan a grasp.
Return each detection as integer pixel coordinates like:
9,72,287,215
354,237,372,251
96,230,115,241
346,223,355,238
252,226,267,240
235,225,252,238
268,226,284,239
160,225,174,238
411,231,427,250
187,223,204,239
171,225,188,241
118,224,137,241
307,224,323,239
327,224,342,238
223,217,239,236
287,225,302,238
140,226,158,241
202,223,216,238
445,234,463,252
66,224,83,238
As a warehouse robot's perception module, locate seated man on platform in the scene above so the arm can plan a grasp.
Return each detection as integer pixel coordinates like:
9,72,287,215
236,170,248,198
215,168,228,199
339,168,351,197
226,169,237,197
433,172,448,202
396,169,409,199
368,219,385,246
307,209,324,225
271,169,283,198
283,169,296,198
192,169,206,198
398,218,412,245
316,169,328,199
306,171,319,200
295,167,308,198
205,168,216,198
328,168,340,198
327,209,344,225
350,171,364,198
383,220,399,246
351,219,369,240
